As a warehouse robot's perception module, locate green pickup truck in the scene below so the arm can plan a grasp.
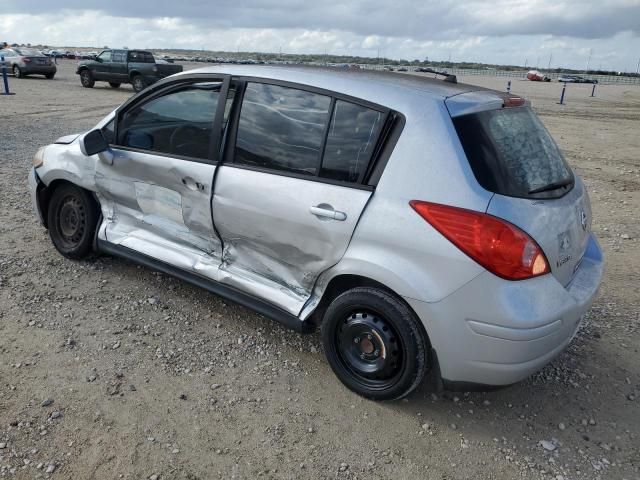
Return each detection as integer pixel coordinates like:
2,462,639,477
76,49,183,92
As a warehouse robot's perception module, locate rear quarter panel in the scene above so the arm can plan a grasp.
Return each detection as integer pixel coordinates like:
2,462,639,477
302,99,493,316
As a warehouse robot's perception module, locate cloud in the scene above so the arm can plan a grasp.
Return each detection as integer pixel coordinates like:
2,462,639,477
1,1,639,71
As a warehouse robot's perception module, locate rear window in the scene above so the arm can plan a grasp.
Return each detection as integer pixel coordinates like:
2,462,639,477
129,51,154,63
453,107,573,198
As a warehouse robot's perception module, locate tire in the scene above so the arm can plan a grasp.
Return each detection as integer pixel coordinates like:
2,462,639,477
47,184,99,260
45,73,55,80
80,69,95,88
321,287,429,401
109,82,121,88
13,65,23,78
131,74,145,92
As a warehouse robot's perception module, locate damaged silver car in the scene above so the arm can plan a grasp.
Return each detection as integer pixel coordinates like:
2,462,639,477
29,66,603,400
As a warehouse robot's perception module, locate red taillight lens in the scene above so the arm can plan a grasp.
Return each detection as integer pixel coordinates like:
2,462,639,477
410,201,550,280
504,95,525,107
21,56,31,63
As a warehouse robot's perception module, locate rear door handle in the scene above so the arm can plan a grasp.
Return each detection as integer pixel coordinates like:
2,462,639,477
309,205,347,221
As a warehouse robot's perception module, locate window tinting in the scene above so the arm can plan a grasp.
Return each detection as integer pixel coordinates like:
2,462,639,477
453,107,573,198
129,51,154,63
118,86,222,160
234,83,331,176
321,101,384,182
112,51,126,63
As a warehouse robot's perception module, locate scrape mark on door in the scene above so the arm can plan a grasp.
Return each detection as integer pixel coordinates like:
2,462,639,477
134,182,184,225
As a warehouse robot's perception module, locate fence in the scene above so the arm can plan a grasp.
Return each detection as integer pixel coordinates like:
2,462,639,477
358,64,640,85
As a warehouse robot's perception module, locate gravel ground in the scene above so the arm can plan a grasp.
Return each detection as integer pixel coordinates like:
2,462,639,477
0,60,638,480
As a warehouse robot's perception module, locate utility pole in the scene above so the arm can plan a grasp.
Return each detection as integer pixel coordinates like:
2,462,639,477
536,56,540,69
524,58,528,68
636,57,640,75
586,48,593,73
547,53,552,71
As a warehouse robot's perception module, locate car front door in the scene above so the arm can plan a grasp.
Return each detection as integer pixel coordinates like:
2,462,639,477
93,50,112,80
95,76,233,278
212,81,387,315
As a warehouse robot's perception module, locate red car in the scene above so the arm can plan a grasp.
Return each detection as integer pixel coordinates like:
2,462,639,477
527,70,551,82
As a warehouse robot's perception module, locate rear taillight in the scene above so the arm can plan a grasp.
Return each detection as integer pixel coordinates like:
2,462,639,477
20,56,31,63
504,95,525,107
410,201,550,280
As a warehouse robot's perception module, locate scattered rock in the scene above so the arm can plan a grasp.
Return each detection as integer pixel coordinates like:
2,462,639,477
41,398,54,407
540,440,557,451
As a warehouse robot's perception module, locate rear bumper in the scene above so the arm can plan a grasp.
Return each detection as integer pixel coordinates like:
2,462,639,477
21,64,56,75
405,233,604,386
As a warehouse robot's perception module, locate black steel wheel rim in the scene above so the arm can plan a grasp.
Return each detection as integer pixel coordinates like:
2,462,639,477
56,195,86,247
335,310,404,390
133,77,143,90
81,72,90,85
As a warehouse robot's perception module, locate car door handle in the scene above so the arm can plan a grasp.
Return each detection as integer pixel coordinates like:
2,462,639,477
309,205,347,221
181,177,205,192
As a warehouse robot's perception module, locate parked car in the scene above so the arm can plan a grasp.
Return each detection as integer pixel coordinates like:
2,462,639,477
0,47,56,78
28,66,603,400
558,74,598,84
527,70,551,82
397,67,408,72
76,49,183,92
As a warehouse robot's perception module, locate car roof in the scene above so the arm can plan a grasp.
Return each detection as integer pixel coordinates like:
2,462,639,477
178,64,482,103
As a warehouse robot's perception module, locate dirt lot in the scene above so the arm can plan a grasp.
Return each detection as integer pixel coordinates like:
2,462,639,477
0,60,638,480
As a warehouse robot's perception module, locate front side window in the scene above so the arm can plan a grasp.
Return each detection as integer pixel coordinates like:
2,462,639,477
234,83,331,175
97,51,111,62
118,84,225,160
320,100,384,182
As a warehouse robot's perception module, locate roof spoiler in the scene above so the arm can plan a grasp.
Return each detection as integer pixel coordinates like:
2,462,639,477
421,67,457,84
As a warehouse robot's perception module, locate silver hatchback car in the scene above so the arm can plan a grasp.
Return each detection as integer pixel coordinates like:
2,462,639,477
28,66,603,400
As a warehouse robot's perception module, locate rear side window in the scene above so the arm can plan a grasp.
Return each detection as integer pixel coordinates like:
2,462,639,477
234,83,331,175
112,51,126,63
321,100,384,182
453,107,573,198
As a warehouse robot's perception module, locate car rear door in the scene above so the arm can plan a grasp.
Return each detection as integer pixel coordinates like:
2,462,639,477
212,80,388,315
95,75,233,278
111,50,128,83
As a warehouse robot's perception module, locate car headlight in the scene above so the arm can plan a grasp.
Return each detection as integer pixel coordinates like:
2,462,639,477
33,146,47,168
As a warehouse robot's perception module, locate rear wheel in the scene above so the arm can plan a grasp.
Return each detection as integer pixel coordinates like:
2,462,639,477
321,287,429,400
131,74,145,92
13,65,23,78
80,70,94,88
47,184,99,259
109,82,121,88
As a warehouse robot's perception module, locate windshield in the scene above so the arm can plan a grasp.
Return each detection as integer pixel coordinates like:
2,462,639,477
453,106,573,199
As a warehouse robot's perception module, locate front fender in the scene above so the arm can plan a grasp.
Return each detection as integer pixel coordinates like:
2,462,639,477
37,139,98,193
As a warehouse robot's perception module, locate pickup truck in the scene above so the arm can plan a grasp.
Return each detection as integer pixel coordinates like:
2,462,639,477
76,49,183,92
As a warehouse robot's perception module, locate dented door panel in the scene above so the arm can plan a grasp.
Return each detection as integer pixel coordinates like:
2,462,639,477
212,166,372,315
95,148,222,278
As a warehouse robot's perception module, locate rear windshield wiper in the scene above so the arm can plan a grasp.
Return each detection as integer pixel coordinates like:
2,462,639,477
528,178,573,194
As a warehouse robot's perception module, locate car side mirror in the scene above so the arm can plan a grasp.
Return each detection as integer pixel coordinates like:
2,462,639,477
80,129,109,156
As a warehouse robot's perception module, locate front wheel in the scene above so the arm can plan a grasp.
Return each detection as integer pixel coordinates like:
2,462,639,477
13,65,23,78
321,287,429,400
109,82,121,88
80,70,95,88
45,73,55,80
131,75,145,92
47,184,99,259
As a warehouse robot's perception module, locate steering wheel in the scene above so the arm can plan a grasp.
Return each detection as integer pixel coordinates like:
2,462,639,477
169,125,206,156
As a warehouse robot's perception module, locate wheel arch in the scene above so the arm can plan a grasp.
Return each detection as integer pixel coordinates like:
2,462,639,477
37,178,99,229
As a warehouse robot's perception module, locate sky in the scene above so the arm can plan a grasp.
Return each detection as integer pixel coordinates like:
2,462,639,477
2,0,640,72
